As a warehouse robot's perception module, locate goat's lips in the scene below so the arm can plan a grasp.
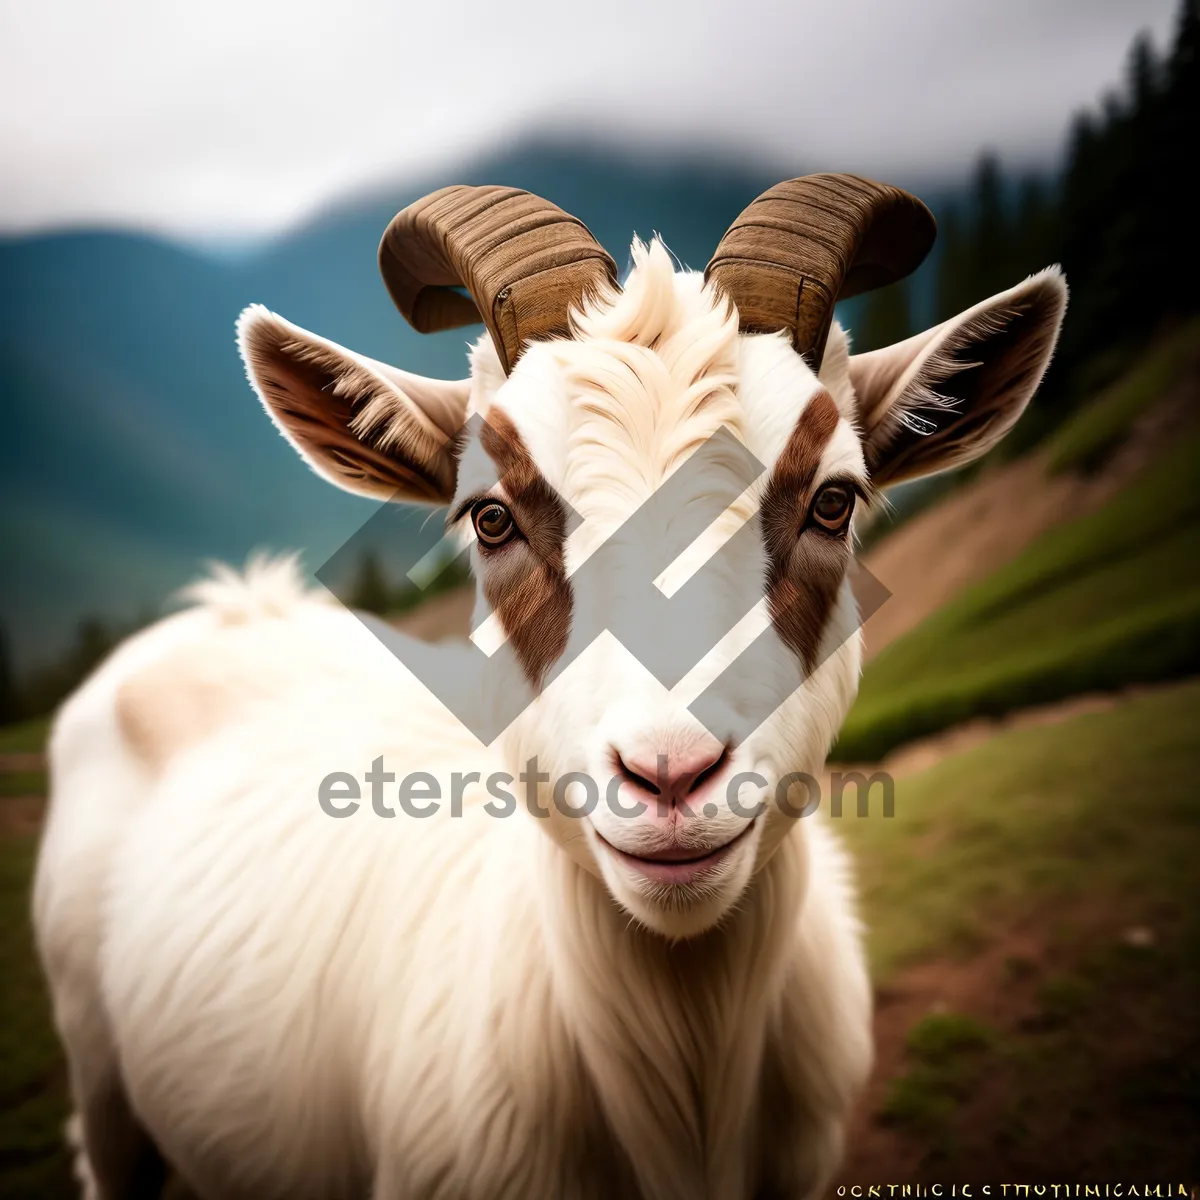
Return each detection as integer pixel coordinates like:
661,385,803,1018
594,823,754,886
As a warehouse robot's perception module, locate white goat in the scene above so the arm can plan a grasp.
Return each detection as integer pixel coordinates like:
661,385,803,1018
33,177,1066,1200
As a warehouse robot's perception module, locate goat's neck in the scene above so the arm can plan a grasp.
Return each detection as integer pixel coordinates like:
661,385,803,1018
535,829,807,1198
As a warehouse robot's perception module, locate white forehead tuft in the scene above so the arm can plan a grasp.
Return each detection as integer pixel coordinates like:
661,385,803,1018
467,333,507,406
461,246,866,510
472,238,739,499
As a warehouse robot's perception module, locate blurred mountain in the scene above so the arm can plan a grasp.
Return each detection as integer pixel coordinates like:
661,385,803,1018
2,140,837,672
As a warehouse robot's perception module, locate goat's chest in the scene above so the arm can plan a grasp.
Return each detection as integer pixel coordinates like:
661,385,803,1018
372,1004,796,1200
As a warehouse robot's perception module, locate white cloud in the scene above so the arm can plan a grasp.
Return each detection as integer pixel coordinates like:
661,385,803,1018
0,0,1177,240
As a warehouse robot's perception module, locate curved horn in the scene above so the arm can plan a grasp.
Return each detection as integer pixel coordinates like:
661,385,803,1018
378,185,618,374
704,173,936,370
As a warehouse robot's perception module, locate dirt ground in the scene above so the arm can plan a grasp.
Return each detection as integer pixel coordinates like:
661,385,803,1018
859,380,1198,657
837,897,1198,1183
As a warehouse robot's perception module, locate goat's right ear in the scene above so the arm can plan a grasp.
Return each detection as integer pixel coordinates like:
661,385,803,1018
236,305,469,504
848,269,1067,488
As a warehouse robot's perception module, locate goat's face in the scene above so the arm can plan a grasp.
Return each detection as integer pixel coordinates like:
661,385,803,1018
241,232,1065,939
445,242,866,936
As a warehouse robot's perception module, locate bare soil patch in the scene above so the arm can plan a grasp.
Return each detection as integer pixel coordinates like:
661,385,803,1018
0,754,46,773
0,794,45,837
860,384,1197,658
838,897,1198,1183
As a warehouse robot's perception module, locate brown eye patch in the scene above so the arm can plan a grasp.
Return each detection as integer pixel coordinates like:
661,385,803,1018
474,410,574,687
761,391,855,672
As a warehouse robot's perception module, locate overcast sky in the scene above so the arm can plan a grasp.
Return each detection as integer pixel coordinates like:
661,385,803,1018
0,0,1177,243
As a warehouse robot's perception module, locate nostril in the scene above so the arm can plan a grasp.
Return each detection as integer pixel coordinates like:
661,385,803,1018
687,743,731,794
610,741,735,802
612,751,662,796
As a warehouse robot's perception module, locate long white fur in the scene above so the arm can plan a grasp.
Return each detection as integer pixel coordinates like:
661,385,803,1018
34,564,869,1200
33,238,1064,1200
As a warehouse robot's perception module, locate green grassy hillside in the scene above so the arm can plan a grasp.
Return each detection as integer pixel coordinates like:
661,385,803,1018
837,679,1200,1179
0,719,49,757
841,679,1200,981
1043,318,1200,474
0,834,70,1197
835,421,1200,762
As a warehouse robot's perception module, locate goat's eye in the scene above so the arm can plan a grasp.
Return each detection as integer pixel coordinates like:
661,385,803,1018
472,501,516,548
809,484,854,533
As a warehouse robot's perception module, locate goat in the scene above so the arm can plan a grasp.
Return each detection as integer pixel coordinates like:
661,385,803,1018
33,175,1066,1199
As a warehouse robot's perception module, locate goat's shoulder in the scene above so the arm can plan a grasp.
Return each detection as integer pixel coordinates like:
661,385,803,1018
115,632,261,772
111,556,359,772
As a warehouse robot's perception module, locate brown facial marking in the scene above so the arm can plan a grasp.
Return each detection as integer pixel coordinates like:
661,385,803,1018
760,390,852,672
477,409,574,687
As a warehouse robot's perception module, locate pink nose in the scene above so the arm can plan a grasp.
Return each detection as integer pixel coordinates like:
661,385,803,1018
612,741,731,808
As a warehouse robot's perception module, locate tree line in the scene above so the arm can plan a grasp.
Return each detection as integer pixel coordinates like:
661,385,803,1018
856,0,1198,445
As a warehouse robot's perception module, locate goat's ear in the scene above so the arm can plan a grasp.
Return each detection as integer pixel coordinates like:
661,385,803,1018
236,305,469,504
848,268,1067,488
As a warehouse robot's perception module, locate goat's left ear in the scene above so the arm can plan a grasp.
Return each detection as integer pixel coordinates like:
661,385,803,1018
848,268,1067,487
237,305,470,504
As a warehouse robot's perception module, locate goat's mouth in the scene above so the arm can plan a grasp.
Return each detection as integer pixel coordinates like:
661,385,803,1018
591,820,757,887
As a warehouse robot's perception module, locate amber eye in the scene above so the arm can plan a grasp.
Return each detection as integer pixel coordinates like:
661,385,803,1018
810,484,854,533
472,500,516,548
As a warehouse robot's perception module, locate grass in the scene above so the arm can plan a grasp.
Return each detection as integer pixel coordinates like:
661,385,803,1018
0,716,67,1197
879,1014,995,1138
0,772,47,799
0,834,73,1198
841,679,1200,1177
1044,317,1200,475
1000,938,1200,1175
1031,974,1092,1028
838,678,1200,980
0,718,49,757
834,424,1200,761
0,718,48,804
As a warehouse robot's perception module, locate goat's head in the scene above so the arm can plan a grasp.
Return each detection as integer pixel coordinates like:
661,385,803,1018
238,176,1066,939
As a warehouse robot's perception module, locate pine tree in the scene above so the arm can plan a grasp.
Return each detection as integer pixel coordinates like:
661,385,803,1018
1013,175,1053,281
970,153,1010,301
1161,0,1200,312
936,205,973,323
950,0,1200,421
0,622,19,725
855,279,912,353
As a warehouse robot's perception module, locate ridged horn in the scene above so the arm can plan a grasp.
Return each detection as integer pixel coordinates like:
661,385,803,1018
704,173,936,369
378,185,618,374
